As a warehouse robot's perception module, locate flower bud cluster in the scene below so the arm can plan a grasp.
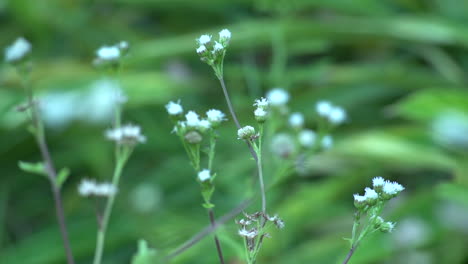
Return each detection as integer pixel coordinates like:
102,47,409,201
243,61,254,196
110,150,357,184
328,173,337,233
4,37,31,63
78,179,117,197
94,41,129,66
237,212,284,252
353,176,404,210
105,124,146,145
253,97,269,123
237,125,257,140
196,29,231,67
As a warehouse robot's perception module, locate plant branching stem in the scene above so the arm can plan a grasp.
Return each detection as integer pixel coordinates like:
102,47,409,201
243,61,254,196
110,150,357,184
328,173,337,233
24,79,75,264
342,245,357,264
208,208,225,264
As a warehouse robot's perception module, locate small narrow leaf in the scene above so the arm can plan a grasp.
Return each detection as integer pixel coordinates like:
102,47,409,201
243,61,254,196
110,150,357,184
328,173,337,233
18,161,47,177
56,168,70,188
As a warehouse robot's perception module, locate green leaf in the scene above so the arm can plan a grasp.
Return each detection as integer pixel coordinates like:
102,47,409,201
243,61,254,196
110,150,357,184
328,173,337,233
18,161,47,177
55,167,70,188
131,240,159,264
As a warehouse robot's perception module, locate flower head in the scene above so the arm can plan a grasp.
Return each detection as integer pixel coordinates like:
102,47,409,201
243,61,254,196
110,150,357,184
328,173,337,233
266,88,289,106
78,179,117,197
198,169,211,182
185,111,200,127
219,29,231,41
383,180,405,196
166,101,183,116
253,97,269,109
238,228,258,239
106,124,146,145
96,45,121,61
329,106,347,124
364,187,378,202
206,109,226,127
321,135,333,149
237,125,256,140
254,107,268,123
198,119,211,131
316,101,332,116
299,129,316,148
197,34,211,45
213,41,224,52
289,112,304,128
196,45,207,54
5,37,31,63
372,176,385,188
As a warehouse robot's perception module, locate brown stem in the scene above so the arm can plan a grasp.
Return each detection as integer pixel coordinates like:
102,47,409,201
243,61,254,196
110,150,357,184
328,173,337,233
208,209,225,264
342,245,356,264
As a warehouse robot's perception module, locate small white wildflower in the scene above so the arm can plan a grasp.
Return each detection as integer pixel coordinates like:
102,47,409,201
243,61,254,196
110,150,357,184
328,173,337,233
329,106,347,124
198,169,211,182
238,228,257,239
372,176,385,188
213,41,224,52
185,111,200,127
165,101,183,116
298,129,316,148
364,187,378,200
219,29,231,41
96,45,121,61
206,109,225,125
5,37,31,63
78,179,117,197
238,219,251,226
353,194,366,203
289,112,304,128
237,125,256,140
271,133,295,158
253,97,269,109
254,107,267,122
106,124,146,144
196,45,207,54
316,101,332,116
198,34,211,45
266,88,289,106
118,41,129,50
383,180,405,196
321,135,333,149
198,119,211,130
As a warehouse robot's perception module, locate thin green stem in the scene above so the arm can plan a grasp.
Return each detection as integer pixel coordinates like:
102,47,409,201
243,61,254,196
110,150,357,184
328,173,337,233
257,125,266,214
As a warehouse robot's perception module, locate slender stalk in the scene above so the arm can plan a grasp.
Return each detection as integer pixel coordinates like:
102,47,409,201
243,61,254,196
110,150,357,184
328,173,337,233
92,156,126,264
208,208,225,264
257,125,266,213
342,245,357,264
23,78,75,264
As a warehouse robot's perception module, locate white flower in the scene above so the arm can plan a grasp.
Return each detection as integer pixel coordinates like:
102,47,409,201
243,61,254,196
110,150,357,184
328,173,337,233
119,41,129,50
237,125,255,139
199,119,211,130
316,101,332,116
238,219,251,226
266,88,289,106
298,129,316,148
96,45,121,61
206,109,225,124
198,169,211,182
253,97,269,109
271,133,295,158
372,176,385,188
364,187,378,200
321,135,333,149
238,228,257,239
106,124,146,144
78,179,117,197
383,181,405,195
353,194,366,203
213,41,224,51
196,45,207,54
219,29,231,40
254,107,267,118
198,34,211,45
5,37,31,62
289,112,304,128
185,111,200,127
165,101,183,115
329,106,347,124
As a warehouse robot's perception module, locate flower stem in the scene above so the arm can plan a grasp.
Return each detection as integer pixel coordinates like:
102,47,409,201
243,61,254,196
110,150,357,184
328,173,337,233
23,75,75,264
257,125,266,214
208,208,225,264
342,244,357,264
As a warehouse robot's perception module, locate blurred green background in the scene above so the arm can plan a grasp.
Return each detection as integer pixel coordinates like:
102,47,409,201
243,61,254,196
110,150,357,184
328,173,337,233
1,0,468,263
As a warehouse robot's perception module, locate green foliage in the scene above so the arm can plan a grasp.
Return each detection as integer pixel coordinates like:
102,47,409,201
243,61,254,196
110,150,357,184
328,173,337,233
131,240,159,264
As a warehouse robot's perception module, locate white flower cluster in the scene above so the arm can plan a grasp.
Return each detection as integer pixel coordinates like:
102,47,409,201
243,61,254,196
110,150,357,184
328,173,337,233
237,125,256,140
165,101,184,116
4,37,32,63
197,169,211,182
315,100,347,124
166,100,226,133
354,176,405,208
95,41,129,63
196,29,231,62
236,212,284,241
78,179,117,197
253,97,269,123
106,124,146,145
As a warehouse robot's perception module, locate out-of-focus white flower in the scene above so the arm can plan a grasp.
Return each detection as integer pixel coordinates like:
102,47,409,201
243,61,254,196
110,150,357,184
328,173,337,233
253,97,269,109
364,187,378,200
289,112,304,128
96,45,121,61
78,179,117,197
353,194,366,203
321,135,333,149
393,218,430,247
130,183,161,213
237,125,256,139
196,45,207,54
198,169,211,182
298,129,316,148
329,106,347,124
383,180,405,196
119,41,129,50
316,101,332,116
82,79,126,123
238,228,257,239
106,124,146,145
254,107,267,122
219,29,231,41
166,101,183,116
213,41,224,52
206,109,225,125
266,88,289,106
197,34,211,45
238,219,251,226
372,176,385,188
5,37,31,62
271,133,295,158
185,111,200,127
198,119,211,130
432,112,468,148
40,91,81,128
